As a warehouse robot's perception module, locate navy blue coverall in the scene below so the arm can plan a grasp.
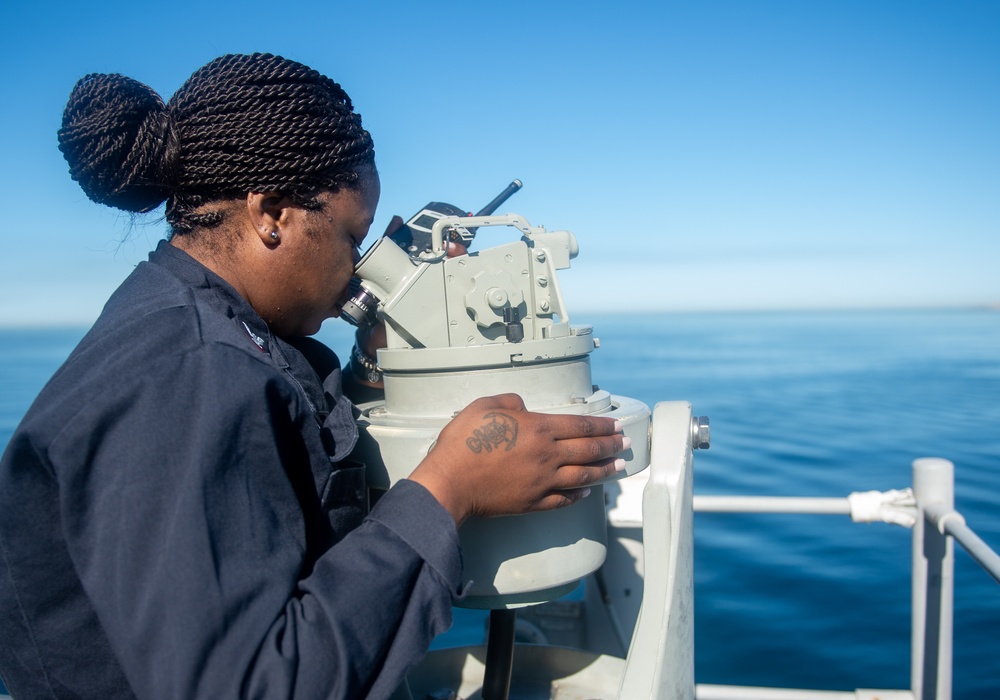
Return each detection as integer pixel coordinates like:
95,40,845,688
0,241,462,699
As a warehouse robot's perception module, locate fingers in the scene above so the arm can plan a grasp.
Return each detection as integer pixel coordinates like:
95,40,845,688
551,456,628,489
550,432,630,466
551,414,621,440
445,240,468,257
531,487,593,512
546,414,622,440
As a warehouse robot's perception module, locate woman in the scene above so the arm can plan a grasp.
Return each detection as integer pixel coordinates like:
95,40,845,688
0,54,626,699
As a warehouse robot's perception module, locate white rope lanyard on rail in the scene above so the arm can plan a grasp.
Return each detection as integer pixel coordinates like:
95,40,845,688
847,488,917,527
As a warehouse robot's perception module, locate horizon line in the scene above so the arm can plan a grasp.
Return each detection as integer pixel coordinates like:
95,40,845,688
1,303,997,331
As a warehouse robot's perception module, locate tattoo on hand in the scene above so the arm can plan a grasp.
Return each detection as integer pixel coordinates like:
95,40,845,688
466,412,519,453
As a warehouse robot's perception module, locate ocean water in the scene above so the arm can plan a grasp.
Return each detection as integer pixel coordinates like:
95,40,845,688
583,310,1000,698
1,309,997,698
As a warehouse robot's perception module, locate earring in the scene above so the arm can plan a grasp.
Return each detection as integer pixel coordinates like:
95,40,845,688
270,231,279,242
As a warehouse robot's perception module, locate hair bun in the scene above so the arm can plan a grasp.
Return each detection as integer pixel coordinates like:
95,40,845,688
58,73,173,212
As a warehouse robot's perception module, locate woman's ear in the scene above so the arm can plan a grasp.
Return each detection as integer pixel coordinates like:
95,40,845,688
246,192,289,245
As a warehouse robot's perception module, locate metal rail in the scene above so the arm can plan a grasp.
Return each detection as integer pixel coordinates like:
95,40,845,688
923,503,1000,584
695,685,913,699
694,496,851,515
690,458,999,700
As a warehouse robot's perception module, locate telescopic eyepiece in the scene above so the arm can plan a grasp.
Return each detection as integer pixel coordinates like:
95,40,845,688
340,278,380,329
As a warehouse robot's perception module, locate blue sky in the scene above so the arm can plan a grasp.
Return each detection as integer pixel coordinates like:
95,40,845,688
1,1,997,326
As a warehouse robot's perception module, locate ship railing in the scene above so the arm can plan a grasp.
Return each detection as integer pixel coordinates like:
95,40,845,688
688,458,999,700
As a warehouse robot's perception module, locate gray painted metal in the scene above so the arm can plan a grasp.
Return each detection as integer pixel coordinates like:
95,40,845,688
924,503,1000,584
617,401,696,700
694,686,913,699
911,458,955,700
694,495,851,515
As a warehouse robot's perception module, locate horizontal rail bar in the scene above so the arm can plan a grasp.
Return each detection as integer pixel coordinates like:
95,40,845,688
945,520,1000,583
693,490,917,526
924,504,1000,585
695,684,913,700
695,686,852,699
694,496,851,515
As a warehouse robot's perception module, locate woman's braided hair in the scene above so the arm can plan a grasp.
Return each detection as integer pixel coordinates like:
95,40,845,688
58,53,376,233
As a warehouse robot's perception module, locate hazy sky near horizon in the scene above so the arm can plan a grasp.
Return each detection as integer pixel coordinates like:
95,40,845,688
1,1,997,327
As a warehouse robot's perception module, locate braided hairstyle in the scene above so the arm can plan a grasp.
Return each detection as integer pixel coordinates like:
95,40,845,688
58,53,376,234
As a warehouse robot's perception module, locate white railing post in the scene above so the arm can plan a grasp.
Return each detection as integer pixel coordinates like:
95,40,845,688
911,458,955,700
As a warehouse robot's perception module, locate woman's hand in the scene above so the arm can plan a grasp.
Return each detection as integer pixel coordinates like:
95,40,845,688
408,394,629,526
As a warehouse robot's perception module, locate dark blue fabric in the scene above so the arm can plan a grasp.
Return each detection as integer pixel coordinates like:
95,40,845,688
0,241,462,699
